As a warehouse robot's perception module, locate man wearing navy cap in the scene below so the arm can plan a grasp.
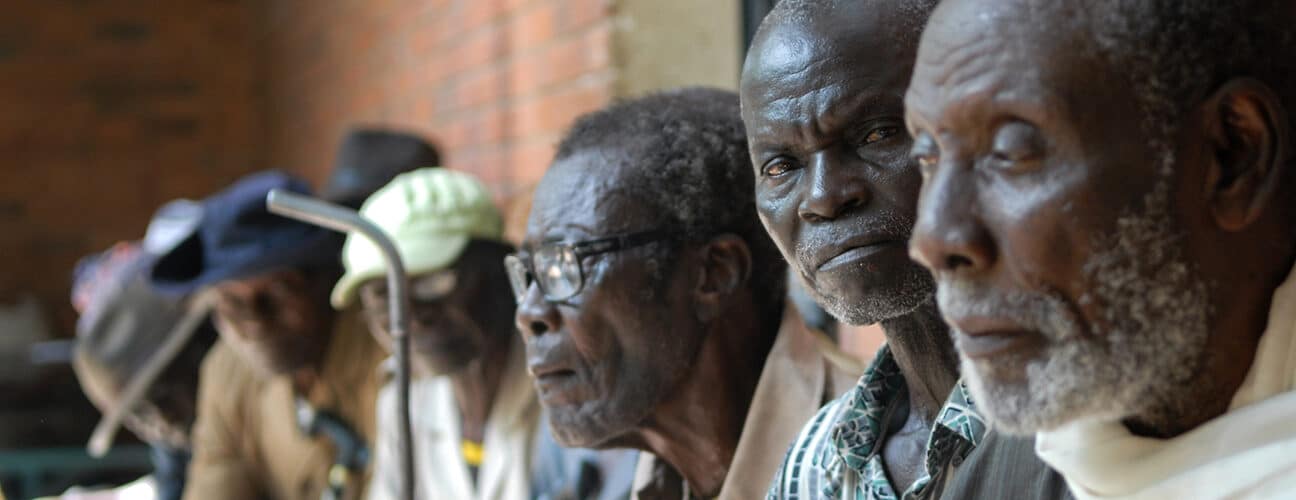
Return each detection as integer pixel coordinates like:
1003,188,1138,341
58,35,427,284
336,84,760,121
152,171,384,500
71,202,218,500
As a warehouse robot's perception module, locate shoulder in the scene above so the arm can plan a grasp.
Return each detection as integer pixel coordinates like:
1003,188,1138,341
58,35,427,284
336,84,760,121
198,340,262,390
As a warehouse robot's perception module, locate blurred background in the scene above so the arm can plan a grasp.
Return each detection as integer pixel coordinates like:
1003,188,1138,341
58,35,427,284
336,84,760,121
0,0,880,496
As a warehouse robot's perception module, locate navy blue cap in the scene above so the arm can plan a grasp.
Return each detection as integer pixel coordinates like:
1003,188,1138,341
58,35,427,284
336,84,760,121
149,170,343,294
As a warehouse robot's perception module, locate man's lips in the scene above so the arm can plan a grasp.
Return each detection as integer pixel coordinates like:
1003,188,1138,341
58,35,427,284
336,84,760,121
528,360,577,380
526,340,585,404
948,316,1045,359
815,238,905,272
529,365,582,405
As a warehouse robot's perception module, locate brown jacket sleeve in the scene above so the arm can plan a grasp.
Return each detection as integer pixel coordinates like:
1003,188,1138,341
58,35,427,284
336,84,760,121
184,341,264,500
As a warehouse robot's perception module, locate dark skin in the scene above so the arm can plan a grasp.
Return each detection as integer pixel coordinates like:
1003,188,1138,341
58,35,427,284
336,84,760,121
740,2,955,489
211,268,337,393
515,148,775,497
906,0,1296,438
357,240,518,444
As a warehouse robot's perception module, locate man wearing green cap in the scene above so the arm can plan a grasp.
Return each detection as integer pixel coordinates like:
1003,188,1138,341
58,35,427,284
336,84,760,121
333,168,537,500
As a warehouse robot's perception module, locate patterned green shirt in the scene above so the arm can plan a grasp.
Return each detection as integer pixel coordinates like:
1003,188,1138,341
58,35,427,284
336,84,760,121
767,345,986,500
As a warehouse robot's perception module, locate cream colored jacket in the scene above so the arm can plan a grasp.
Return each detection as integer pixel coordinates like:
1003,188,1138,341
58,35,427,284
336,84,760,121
1038,265,1296,499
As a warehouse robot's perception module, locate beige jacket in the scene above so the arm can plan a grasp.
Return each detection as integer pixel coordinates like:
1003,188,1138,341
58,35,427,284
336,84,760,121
366,338,539,500
632,304,865,499
185,309,385,500
1037,264,1296,499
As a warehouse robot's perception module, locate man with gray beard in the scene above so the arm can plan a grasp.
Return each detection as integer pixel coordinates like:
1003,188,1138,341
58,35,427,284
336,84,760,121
907,0,1296,497
742,0,1068,498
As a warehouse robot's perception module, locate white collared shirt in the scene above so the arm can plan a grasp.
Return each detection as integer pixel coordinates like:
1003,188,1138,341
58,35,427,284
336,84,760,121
367,340,539,500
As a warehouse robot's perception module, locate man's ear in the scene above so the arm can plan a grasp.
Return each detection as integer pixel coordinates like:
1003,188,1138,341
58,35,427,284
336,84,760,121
692,234,753,323
1203,77,1290,231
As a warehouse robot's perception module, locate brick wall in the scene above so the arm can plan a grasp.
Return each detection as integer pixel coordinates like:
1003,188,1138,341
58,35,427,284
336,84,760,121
0,1,262,335
260,0,615,199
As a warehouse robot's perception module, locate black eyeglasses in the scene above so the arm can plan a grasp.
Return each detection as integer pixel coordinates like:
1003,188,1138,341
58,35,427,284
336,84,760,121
504,230,675,303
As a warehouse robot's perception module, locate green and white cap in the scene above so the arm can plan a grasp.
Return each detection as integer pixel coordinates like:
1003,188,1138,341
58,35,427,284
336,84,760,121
332,168,503,308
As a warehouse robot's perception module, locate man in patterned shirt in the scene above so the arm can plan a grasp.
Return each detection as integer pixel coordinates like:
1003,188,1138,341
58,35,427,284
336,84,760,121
740,0,1068,498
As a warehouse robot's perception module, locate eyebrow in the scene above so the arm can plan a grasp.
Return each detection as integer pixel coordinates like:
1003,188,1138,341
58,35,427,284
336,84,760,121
754,89,901,150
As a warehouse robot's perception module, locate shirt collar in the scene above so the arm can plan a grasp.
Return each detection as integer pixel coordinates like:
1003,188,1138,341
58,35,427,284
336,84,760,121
829,345,987,498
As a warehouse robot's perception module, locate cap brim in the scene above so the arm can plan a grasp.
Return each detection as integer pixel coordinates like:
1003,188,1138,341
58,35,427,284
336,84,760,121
86,296,215,457
151,230,342,295
148,231,205,294
331,234,471,308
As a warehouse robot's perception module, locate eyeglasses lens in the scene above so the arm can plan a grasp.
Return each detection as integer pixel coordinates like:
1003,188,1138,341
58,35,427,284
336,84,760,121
535,246,581,301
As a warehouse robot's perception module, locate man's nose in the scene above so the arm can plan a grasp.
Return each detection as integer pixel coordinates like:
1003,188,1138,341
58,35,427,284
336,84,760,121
798,150,871,222
908,165,995,274
515,284,561,339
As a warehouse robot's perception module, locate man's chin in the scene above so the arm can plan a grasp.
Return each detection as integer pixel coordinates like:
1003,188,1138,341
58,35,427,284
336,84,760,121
960,350,1126,436
545,392,659,450
547,407,629,449
808,278,933,326
961,363,1053,436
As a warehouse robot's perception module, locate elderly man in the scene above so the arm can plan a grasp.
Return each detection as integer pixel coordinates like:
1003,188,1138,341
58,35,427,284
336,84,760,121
906,0,1296,497
511,87,860,499
152,171,384,500
71,219,217,500
741,1,1067,498
332,168,537,500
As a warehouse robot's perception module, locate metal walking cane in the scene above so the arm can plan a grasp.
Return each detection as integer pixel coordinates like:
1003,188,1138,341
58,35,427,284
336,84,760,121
266,190,416,500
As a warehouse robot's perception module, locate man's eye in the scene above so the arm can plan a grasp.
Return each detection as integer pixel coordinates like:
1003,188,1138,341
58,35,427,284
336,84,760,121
761,159,798,177
853,126,903,161
862,126,900,145
988,121,1046,171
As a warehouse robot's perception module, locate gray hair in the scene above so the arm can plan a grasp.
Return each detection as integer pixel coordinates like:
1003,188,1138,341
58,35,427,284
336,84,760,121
554,87,787,313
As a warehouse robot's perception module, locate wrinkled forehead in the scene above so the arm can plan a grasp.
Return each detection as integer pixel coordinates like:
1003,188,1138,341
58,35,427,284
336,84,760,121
527,148,660,241
742,3,922,105
906,0,1104,129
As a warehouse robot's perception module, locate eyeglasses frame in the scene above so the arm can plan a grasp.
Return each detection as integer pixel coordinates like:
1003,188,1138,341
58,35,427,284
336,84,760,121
506,229,678,303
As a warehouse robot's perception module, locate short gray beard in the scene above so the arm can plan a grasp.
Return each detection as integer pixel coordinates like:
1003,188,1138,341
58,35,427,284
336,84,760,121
940,173,1212,435
801,264,934,325
789,209,935,326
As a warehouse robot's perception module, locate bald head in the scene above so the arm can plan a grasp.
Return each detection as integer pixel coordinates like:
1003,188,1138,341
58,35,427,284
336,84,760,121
745,0,935,94
756,0,935,50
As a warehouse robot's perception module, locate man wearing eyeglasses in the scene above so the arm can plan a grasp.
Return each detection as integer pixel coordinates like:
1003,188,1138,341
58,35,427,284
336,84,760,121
331,168,538,500
510,87,863,499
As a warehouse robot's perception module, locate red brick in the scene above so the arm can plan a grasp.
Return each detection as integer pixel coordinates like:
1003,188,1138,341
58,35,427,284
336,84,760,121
511,73,612,138
461,0,509,30
508,2,558,52
508,23,612,98
509,137,559,184
456,65,505,109
440,27,505,75
562,0,612,32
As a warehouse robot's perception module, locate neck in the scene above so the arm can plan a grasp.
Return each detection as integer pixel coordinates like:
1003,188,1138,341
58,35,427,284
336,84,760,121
290,322,338,396
878,299,960,423
451,335,513,443
630,304,777,497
